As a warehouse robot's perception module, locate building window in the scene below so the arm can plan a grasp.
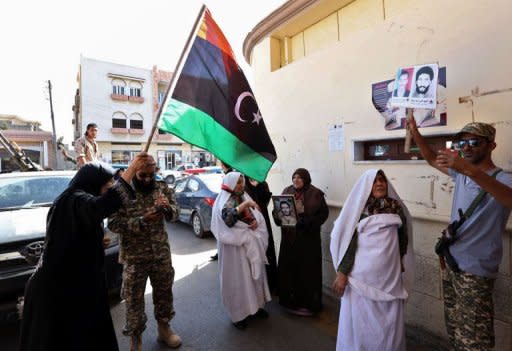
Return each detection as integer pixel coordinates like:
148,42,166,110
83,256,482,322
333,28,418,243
130,119,143,129
158,91,165,104
129,113,143,129
130,87,141,97
112,112,127,128
112,150,138,164
354,134,454,161
113,85,125,95
111,78,126,95
112,118,126,128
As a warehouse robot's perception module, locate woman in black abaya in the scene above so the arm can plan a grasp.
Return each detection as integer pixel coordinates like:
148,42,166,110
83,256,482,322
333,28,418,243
244,176,278,294
19,156,147,351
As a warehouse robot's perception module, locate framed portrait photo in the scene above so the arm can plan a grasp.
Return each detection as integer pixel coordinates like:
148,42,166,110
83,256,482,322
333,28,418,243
272,195,297,227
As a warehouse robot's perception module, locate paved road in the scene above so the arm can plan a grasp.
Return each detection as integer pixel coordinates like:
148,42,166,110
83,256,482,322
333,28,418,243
1,221,430,350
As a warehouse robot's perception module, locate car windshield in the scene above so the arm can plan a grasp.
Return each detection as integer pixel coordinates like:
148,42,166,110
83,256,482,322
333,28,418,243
199,175,222,193
0,175,71,209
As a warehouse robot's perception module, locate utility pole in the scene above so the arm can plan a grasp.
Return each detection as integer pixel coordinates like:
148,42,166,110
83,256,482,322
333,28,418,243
47,80,59,169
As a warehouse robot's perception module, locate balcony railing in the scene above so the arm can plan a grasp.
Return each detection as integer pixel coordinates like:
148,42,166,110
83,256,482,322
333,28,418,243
110,94,128,101
129,129,145,135
110,128,129,134
128,96,144,103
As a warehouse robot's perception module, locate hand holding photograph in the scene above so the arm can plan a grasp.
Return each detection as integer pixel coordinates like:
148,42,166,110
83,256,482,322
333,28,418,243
272,195,297,227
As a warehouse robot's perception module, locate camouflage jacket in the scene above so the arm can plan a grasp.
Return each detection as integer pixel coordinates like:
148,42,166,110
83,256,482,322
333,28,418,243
74,136,99,165
108,180,179,264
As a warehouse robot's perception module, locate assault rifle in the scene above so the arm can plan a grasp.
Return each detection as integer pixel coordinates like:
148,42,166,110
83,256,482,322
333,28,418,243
56,138,77,165
0,130,43,171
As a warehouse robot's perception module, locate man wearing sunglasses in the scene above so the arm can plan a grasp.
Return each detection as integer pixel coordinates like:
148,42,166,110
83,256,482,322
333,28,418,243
108,155,182,350
408,119,512,350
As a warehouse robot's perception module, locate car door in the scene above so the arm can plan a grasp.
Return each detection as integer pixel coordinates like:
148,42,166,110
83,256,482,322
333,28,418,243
185,178,201,219
174,178,190,222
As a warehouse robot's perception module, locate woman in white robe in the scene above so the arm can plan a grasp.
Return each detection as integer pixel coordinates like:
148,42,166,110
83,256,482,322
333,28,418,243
211,172,271,329
330,169,414,351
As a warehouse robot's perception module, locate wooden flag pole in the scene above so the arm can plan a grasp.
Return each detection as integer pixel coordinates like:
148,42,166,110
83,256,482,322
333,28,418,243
404,108,413,153
143,4,207,152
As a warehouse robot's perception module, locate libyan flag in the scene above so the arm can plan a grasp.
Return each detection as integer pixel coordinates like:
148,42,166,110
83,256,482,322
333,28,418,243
157,8,277,182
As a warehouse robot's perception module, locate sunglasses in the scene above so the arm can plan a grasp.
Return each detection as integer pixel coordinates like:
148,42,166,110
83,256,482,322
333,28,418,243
137,172,155,179
457,138,486,149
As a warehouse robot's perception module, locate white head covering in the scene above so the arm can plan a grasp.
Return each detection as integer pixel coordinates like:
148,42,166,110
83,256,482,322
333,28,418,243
211,172,246,239
330,169,414,290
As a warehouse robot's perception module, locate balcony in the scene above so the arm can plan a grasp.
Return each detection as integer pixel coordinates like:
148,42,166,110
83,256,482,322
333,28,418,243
129,129,145,135
111,94,128,101
128,96,144,103
111,128,129,134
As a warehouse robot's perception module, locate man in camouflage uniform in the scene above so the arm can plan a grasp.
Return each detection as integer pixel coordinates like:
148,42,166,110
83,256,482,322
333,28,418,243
409,120,512,350
108,155,181,351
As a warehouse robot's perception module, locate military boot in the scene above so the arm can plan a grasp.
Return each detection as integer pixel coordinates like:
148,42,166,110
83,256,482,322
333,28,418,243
157,322,182,348
130,334,142,351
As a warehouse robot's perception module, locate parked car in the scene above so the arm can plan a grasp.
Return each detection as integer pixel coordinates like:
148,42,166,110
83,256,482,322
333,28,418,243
200,166,222,174
183,167,207,175
174,173,223,238
161,163,196,185
0,171,123,323
111,163,129,170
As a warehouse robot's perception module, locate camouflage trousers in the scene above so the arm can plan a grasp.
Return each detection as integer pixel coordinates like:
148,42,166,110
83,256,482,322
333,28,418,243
121,258,175,336
442,269,495,351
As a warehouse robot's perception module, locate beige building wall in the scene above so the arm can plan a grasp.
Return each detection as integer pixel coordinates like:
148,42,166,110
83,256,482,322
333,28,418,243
248,0,512,348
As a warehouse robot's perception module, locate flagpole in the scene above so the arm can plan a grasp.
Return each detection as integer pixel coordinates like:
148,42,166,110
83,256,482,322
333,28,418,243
143,3,207,152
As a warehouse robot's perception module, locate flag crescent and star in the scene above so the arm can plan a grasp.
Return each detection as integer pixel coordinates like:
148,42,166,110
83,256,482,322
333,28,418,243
234,92,262,125
157,8,276,182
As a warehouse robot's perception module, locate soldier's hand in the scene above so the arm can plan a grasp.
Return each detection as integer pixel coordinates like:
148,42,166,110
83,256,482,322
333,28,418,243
122,152,151,183
131,152,152,171
143,210,164,222
154,193,170,210
436,149,468,173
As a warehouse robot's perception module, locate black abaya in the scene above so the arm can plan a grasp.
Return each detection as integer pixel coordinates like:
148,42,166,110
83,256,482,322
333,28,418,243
19,163,128,351
244,177,278,293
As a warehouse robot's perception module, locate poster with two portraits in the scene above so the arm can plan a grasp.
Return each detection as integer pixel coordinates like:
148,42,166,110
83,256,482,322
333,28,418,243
372,63,446,130
390,63,438,109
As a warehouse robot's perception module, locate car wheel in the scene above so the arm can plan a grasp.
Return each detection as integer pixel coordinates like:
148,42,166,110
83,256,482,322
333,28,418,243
192,212,206,238
165,175,175,184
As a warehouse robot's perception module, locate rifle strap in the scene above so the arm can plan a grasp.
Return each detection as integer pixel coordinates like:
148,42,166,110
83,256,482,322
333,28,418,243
463,169,502,218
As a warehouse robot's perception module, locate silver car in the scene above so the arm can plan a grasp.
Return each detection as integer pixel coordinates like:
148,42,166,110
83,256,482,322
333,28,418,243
0,171,122,323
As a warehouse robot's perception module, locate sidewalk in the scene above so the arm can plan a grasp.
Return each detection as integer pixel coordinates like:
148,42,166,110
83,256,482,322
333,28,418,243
109,221,436,350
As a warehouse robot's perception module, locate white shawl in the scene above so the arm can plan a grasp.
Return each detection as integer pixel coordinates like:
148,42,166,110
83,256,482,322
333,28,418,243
211,172,268,279
329,169,415,293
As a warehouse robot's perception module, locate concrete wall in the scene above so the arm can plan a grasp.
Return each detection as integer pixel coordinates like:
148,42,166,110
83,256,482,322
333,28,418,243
250,0,512,349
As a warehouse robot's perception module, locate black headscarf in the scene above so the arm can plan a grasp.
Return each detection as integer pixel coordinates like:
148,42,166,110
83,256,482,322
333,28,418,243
292,168,312,188
68,162,116,196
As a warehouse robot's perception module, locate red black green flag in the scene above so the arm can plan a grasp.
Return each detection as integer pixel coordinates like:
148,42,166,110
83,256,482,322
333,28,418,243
157,8,277,182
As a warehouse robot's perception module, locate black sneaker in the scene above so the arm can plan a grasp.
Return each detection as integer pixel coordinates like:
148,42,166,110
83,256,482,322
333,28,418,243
210,253,218,261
